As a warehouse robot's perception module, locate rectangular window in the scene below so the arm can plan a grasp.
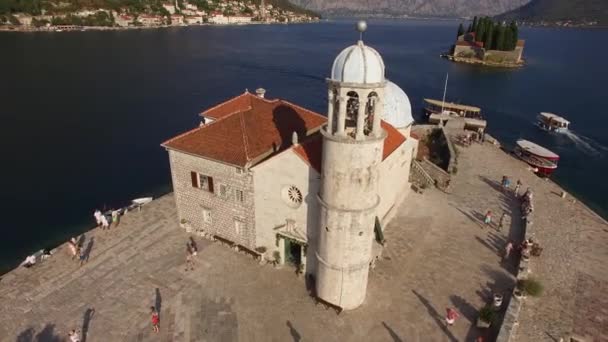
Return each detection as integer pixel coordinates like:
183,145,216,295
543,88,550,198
202,209,212,224
218,183,232,199
235,189,244,203
197,174,214,193
234,218,245,235
235,167,243,174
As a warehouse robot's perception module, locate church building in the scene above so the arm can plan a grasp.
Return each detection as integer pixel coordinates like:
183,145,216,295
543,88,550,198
162,22,418,310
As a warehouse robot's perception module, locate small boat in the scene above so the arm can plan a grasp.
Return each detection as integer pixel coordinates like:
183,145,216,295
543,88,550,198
125,197,153,212
537,112,570,133
514,139,559,176
132,197,153,205
424,73,483,120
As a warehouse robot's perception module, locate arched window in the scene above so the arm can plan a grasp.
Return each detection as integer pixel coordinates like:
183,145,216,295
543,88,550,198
346,91,359,134
365,92,378,135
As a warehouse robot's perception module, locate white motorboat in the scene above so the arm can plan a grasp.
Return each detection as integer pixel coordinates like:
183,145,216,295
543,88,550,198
537,112,570,133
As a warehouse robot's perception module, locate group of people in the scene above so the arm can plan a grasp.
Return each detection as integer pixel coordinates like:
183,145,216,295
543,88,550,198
93,209,120,231
501,176,523,195
482,210,508,231
68,237,87,266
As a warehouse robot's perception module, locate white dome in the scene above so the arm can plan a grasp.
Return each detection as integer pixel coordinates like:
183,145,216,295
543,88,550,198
383,80,413,128
331,41,385,84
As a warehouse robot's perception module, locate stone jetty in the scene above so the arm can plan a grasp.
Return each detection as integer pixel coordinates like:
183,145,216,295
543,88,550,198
0,140,606,341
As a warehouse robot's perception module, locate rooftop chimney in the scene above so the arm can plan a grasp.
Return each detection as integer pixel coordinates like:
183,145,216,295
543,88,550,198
292,131,299,146
255,88,266,98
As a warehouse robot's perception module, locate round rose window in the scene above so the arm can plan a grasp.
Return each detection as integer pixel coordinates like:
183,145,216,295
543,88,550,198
282,185,303,208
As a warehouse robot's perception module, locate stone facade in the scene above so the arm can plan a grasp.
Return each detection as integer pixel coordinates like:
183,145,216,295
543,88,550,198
251,148,321,272
168,150,256,248
378,137,415,219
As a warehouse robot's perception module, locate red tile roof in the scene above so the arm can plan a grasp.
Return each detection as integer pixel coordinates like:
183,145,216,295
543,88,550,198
163,92,407,169
162,92,326,167
292,121,407,173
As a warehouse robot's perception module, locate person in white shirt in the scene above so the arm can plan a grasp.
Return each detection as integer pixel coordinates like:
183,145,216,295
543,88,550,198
94,210,102,228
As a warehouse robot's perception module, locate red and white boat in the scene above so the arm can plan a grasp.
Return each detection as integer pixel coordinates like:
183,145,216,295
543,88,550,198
514,139,559,176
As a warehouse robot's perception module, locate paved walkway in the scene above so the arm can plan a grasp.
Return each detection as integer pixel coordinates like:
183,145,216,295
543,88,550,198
3,141,601,342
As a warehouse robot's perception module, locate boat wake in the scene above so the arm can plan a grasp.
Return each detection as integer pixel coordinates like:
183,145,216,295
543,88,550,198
562,130,608,156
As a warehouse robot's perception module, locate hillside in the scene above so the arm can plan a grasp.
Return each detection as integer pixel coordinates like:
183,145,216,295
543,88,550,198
288,0,531,18
496,0,608,26
0,0,317,17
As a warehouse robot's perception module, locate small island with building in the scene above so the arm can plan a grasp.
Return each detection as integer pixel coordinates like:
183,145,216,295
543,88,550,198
444,16,525,68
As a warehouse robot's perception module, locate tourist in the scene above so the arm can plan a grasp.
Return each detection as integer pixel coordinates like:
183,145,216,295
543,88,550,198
501,176,507,189
504,241,514,260
78,247,87,267
445,307,459,326
484,210,492,228
111,210,119,228
68,329,81,342
68,238,78,260
94,210,102,228
101,214,109,231
150,306,160,333
189,237,198,256
514,179,522,196
504,177,511,192
498,212,507,231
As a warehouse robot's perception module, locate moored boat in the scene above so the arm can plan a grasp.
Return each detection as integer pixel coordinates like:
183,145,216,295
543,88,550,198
537,112,570,133
514,139,559,176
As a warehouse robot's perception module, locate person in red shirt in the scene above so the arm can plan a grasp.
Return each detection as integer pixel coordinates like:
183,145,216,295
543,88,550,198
150,306,160,333
445,307,459,326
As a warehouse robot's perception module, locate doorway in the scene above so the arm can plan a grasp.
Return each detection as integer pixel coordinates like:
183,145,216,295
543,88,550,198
284,239,302,266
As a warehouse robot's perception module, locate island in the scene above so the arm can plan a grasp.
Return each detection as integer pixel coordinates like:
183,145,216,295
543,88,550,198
0,0,320,32
444,16,524,68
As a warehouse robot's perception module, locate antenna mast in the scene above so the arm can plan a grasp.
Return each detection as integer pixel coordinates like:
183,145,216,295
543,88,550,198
441,73,449,113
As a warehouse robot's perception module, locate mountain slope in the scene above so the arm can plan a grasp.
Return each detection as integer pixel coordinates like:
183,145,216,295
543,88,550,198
496,0,608,25
288,0,531,17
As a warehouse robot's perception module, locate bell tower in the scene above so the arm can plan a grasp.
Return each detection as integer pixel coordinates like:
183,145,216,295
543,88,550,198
315,21,387,310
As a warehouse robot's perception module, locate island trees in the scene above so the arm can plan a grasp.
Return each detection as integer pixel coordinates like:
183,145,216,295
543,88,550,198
456,17,519,51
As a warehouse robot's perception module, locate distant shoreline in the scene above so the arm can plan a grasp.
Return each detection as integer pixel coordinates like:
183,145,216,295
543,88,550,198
0,20,320,33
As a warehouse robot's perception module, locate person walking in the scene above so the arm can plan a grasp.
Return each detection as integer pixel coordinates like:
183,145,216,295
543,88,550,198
111,210,119,228
100,214,110,231
483,210,492,228
150,306,160,333
68,238,78,260
78,247,87,267
504,241,514,260
445,307,459,327
68,329,81,342
514,179,522,196
189,237,198,256
498,212,507,231
94,210,102,228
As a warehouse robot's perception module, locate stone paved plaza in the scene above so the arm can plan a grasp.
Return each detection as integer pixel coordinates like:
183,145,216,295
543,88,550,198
1,142,606,341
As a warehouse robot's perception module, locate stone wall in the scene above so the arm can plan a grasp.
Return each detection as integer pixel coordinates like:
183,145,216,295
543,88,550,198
485,48,522,63
168,150,256,248
496,196,533,342
377,138,416,220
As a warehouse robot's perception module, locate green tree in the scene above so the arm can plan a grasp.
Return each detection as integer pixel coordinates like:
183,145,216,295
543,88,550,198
483,21,492,49
509,21,519,49
495,24,506,50
472,16,478,33
476,18,486,42
457,23,464,38
504,27,513,51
